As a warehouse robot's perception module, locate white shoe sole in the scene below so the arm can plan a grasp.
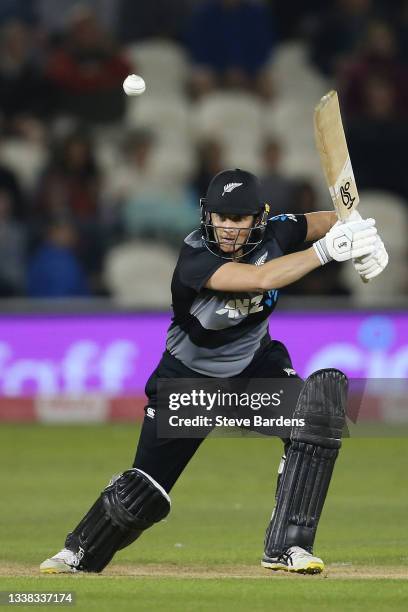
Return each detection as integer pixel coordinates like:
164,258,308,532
261,560,287,571
261,559,324,574
40,559,77,574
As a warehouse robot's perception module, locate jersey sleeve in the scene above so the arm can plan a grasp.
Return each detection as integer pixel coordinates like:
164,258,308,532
178,245,227,292
267,214,308,254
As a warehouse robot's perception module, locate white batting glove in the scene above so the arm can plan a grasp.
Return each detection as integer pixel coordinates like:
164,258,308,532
313,218,377,265
352,235,389,280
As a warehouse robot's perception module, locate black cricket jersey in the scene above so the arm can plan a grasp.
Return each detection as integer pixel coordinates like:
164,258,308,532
166,214,307,376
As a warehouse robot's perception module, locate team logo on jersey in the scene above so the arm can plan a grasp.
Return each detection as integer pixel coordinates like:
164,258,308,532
216,295,263,318
265,289,279,307
255,251,268,266
222,182,243,196
146,407,156,419
283,367,297,376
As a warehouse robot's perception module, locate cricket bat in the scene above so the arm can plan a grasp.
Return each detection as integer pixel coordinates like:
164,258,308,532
313,90,359,221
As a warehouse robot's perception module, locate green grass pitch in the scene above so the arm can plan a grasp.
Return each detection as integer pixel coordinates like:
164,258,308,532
0,424,407,611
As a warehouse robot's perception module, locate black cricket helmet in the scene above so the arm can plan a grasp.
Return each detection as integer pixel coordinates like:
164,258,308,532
200,168,270,259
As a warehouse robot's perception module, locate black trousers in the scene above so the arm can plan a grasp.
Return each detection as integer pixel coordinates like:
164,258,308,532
133,341,302,493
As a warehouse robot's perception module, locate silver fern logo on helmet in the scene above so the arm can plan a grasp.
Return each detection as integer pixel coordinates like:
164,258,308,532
222,182,243,196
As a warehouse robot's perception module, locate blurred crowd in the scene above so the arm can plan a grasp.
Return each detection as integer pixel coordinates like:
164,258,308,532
0,0,407,301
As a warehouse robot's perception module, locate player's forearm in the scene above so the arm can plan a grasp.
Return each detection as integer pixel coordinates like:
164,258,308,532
207,249,322,292
258,247,321,291
305,211,337,241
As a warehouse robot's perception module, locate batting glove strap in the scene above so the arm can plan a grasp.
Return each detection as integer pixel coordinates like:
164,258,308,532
313,239,333,266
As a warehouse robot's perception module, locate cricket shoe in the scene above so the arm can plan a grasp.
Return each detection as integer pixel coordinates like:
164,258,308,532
261,546,324,574
40,548,82,574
